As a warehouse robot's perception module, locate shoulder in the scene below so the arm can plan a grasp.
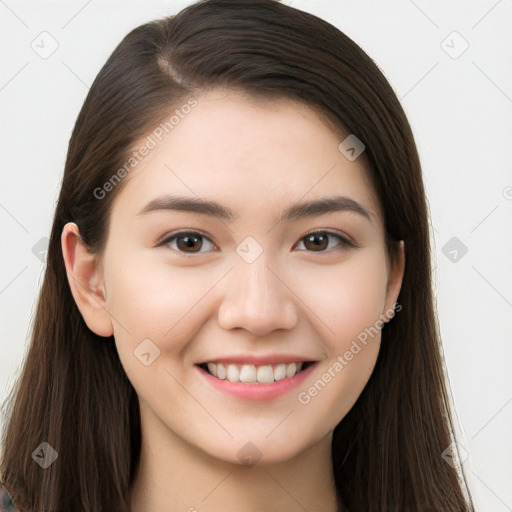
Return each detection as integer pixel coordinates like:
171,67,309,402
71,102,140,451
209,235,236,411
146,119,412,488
0,481,21,512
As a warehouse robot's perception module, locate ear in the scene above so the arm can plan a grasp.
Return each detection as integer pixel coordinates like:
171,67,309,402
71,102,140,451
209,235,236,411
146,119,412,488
382,240,405,322
61,222,114,337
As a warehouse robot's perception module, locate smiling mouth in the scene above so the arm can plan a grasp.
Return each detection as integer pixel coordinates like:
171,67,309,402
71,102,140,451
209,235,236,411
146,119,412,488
197,361,315,384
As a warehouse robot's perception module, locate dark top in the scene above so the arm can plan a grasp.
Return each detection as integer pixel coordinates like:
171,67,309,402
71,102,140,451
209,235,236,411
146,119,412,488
0,481,21,512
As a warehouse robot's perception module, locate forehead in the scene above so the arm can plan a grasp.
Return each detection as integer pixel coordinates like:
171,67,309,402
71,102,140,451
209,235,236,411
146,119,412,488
110,89,382,226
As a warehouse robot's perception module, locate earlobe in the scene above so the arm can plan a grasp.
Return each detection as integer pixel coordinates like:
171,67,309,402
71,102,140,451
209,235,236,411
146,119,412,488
61,222,114,337
383,240,405,322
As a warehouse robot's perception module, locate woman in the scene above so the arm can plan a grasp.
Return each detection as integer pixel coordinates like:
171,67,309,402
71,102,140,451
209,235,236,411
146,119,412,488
0,0,475,510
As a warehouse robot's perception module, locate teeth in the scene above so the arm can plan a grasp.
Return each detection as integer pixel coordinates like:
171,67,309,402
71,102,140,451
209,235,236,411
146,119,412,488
239,364,256,383
286,363,298,378
207,362,218,376
256,365,273,383
204,362,304,383
273,364,287,381
216,362,226,380
226,364,239,382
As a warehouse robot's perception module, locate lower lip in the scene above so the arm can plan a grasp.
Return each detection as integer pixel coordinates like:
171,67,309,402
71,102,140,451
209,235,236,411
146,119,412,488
196,363,317,401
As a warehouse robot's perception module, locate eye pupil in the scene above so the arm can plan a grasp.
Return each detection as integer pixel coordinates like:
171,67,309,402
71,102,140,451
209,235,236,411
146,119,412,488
177,234,201,252
304,233,328,251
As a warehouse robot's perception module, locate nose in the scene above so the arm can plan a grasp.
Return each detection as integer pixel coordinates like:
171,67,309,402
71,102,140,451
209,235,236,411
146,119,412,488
217,254,299,337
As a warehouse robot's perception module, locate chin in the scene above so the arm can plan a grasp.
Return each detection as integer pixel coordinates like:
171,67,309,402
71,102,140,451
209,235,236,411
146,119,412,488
200,434,313,468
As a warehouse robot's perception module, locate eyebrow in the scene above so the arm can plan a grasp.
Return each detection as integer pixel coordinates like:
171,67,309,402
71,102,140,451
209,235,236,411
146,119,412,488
136,194,375,224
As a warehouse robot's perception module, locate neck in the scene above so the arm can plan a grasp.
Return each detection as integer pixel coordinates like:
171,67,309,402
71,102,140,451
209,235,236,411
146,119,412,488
128,401,339,512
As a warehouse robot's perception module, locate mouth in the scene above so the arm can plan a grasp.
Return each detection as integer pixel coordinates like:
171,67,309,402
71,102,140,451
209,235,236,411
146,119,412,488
196,360,316,384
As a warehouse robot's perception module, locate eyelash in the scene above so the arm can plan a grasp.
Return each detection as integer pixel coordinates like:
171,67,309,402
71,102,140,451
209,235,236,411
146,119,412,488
157,229,356,257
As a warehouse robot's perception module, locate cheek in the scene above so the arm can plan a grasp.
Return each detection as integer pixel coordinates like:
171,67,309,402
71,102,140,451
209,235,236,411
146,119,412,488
107,246,389,356
104,253,220,365
292,250,388,417
295,249,389,345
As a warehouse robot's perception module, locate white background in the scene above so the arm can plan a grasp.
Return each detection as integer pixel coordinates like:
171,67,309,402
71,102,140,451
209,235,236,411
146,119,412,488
1,1,511,510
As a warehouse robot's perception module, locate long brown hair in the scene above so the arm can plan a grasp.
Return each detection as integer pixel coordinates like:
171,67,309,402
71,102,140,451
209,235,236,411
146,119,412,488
1,0,474,510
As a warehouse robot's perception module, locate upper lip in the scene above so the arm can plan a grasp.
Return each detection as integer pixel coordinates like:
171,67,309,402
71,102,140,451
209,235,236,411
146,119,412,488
197,355,317,366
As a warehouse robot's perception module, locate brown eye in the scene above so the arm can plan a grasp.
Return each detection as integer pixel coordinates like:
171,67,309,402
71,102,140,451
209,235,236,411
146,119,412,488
176,234,203,253
159,231,216,255
296,231,355,252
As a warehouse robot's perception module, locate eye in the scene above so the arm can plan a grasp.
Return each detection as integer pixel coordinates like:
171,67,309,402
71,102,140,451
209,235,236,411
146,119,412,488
158,231,217,256
294,230,356,252
157,229,355,257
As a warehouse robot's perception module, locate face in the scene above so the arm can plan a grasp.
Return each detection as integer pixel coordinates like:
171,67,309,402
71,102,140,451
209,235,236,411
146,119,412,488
63,89,404,466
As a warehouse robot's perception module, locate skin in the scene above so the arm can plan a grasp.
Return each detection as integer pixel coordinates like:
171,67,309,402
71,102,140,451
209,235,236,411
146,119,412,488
62,89,404,512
